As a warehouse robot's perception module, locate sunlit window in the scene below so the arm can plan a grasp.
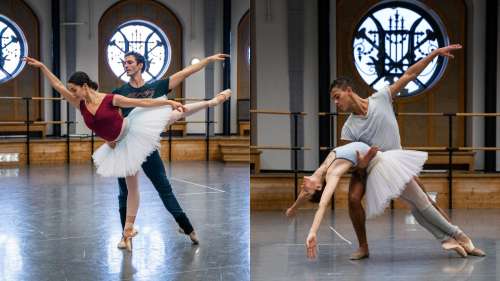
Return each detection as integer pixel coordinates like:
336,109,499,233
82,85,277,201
0,15,28,84
353,1,448,97
107,20,171,83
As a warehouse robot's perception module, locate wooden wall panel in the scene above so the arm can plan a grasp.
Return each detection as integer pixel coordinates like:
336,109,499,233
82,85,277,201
251,173,500,210
0,137,249,165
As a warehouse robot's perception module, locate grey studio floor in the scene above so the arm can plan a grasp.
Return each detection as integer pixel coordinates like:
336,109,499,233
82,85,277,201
0,161,249,281
251,209,500,281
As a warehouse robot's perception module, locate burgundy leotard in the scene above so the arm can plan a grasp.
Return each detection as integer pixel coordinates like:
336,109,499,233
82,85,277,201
80,94,124,141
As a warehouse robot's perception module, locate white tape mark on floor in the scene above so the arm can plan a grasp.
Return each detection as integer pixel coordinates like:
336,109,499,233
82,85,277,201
171,177,225,193
329,226,353,245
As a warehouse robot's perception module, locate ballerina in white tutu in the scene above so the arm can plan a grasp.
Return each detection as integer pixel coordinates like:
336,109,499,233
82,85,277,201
286,142,485,259
24,56,231,250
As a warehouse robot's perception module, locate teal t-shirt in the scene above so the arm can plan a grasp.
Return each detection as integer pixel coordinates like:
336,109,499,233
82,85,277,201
112,78,171,117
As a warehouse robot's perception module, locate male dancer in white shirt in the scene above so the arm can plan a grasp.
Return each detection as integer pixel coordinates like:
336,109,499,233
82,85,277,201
288,44,484,259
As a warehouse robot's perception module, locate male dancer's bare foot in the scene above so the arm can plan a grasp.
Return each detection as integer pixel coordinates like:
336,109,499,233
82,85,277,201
455,232,486,257
349,246,369,260
208,89,231,107
441,238,467,258
189,231,200,245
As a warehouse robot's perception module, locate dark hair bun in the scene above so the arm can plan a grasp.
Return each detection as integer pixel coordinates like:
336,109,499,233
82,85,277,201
89,80,99,90
68,71,98,90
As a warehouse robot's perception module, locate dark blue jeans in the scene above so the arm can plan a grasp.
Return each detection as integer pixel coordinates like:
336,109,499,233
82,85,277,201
118,150,194,234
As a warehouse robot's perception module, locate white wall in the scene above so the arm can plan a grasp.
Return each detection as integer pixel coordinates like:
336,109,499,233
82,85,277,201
23,0,53,133
466,0,486,170
231,0,249,134
253,0,329,171
178,0,207,134
302,1,319,171
22,0,246,136
255,0,291,170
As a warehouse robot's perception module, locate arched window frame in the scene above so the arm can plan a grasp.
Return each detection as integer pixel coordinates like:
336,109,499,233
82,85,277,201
352,0,449,97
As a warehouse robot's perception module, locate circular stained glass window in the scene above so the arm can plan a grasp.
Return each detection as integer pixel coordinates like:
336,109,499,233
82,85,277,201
107,20,171,83
353,1,449,97
0,15,28,84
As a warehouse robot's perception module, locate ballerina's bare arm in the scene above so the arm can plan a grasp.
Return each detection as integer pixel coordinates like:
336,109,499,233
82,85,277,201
306,160,352,258
288,151,339,214
291,144,341,211
308,160,352,235
112,95,187,112
23,57,80,108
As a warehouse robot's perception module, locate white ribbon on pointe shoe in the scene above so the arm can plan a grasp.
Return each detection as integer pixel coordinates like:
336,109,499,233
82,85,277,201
442,239,467,258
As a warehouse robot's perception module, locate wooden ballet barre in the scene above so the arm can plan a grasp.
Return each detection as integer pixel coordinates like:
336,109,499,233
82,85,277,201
33,121,75,125
319,112,348,116
172,121,216,124
403,146,448,151
396,112,446,116
317,112,500,117
250,145,311,150
0,121,27,124
0,96,64,101
318,112,446,116
321,146,447,151
0,96,23,100
458,147,500,151
31,97,64,101
0,121,75,124
456,113,500,117
318,112,349,116
250,110,307,116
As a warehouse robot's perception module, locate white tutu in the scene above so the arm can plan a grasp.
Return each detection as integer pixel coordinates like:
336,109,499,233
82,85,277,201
364,150,428,219
92,101,172,177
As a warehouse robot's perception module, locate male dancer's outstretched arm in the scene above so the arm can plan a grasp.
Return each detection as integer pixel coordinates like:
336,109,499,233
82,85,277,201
389,44,462,98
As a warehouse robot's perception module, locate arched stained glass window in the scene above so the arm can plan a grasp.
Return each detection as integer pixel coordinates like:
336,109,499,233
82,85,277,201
353,1,448,97
107,20,171,83
0,15,28,84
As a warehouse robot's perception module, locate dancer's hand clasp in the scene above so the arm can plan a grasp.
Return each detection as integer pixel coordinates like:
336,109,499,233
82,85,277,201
107,141,117,149
170,101,187,112
356,146,379,169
